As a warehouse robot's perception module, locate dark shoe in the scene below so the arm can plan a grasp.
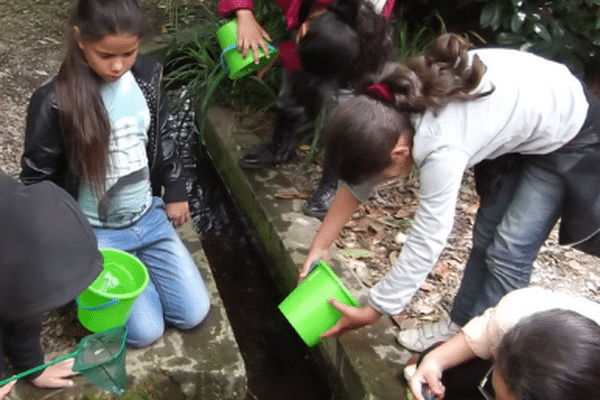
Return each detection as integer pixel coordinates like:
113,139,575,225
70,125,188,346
302,179,338,219
239,106,304,169
238,142,295,169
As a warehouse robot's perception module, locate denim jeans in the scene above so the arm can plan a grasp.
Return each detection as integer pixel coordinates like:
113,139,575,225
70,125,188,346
93,197,211,348
450,163,564,326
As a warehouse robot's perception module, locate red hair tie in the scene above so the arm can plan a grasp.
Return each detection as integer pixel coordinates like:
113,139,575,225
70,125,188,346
367,83,394,102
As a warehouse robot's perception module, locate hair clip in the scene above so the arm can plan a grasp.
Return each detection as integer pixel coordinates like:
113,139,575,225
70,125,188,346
366,83,394,102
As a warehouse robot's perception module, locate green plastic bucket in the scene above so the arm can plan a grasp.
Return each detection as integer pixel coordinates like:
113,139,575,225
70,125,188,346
217,19,279,79
278,260,360,347
77,249,149,333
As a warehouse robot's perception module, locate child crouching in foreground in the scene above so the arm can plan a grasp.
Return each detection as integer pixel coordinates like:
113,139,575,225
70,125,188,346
409,287,600,400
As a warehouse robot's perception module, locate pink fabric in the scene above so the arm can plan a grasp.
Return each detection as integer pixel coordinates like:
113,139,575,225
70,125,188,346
219,0,254,18
219,0,333,30
278,40,303,72
381,0,395,20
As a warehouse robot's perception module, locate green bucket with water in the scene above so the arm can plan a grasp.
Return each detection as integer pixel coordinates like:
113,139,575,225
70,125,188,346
278,260,360,347
217,19,278,79
77,248,149,333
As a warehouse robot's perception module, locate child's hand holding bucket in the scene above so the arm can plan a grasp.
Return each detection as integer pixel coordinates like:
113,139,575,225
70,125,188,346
217,18,279,80
235,10,272,64
278,260,371,346
319,298,382,339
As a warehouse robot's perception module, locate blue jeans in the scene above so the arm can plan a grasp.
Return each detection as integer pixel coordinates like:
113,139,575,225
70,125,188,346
450,163,564,326
93,197,211,348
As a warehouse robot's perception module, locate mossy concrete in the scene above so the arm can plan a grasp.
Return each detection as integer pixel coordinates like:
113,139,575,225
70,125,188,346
7,222,248,400
204,106,413,400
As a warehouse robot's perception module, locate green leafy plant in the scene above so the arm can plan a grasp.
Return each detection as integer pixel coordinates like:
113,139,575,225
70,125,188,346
454,0,600,75
396,10,449,62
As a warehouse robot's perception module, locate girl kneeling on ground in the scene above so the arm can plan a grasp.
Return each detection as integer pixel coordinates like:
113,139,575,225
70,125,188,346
20,0,211,348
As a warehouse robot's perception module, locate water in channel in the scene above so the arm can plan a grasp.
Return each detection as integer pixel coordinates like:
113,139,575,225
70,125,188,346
186,144,333,400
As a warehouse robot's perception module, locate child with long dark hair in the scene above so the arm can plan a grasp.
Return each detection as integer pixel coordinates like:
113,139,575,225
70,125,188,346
408,288,600,400
220,0,397,218
299,33,600,351
20,0,211,348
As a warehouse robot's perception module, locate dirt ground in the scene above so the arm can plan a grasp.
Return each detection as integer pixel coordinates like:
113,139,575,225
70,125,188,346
2,0,600,354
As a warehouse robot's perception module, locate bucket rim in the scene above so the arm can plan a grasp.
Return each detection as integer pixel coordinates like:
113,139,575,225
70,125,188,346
81,248,149,300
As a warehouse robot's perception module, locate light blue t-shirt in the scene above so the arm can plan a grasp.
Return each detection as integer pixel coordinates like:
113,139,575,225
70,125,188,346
79,70,152,228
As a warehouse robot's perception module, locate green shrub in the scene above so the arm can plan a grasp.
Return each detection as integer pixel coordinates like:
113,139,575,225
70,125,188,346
453,0,600,75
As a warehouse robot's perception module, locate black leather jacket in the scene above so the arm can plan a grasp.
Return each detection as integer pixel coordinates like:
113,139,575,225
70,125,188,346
20,54,188,204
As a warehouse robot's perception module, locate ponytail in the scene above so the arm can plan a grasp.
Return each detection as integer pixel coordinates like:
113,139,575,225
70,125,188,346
373,33,492,113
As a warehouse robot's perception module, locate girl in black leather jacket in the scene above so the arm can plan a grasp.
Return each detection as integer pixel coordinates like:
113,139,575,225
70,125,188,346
19,0,211,349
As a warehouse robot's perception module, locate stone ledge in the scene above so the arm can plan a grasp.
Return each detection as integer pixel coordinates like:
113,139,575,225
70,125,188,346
204,106,412,400
7,221,247,400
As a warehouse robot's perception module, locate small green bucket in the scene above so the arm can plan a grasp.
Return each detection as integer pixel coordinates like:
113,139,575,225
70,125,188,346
77,249,149,333
278,260,360,347
216,19,279,79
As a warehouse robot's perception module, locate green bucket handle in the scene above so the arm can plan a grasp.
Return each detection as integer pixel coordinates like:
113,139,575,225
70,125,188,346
219,43,277,74
76,297,120,311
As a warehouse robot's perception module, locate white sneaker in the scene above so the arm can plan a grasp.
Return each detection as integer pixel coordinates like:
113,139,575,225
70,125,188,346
397,316,460,352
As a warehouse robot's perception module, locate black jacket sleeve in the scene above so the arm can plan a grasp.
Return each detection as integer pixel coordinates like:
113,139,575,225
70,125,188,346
19,80,73,194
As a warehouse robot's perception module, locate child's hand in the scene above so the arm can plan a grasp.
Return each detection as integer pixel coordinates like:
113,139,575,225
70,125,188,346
319,300,382,338
235,9,272,64
0,380,16,399
409,358,445,400
166,201,190,227
31,358,79,389
299,251,328,283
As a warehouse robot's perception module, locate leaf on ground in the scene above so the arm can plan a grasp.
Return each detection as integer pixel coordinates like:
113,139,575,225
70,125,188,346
394,208,413,219
381,216,412,228
432,260,452,281
274,188,309,199
349,217,372,233
465,202,480,215
419,282,434,292
390,311,408,328
338,248,374,260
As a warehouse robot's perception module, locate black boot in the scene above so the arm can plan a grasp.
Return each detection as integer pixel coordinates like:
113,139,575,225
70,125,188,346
302,162,338,219
239,106,305,169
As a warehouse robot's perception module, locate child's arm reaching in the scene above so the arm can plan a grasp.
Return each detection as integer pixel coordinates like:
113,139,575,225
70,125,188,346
299,186,361,282
408,331,477,400
319,299,382,338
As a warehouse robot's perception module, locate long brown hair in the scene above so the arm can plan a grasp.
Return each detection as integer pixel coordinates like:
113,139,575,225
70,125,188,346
54,0,147,193
378,33,492,113
325,33,492,185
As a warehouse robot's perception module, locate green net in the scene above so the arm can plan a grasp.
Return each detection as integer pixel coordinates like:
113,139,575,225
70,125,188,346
73,324,128,396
